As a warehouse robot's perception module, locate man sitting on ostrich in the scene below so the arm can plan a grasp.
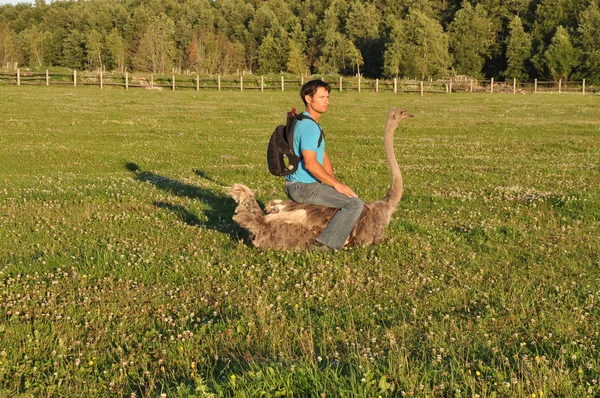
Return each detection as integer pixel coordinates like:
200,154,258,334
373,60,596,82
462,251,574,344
284,79,364,251
230,83,412,251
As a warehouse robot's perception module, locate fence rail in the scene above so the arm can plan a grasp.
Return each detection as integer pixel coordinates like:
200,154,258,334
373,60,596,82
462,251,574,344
0,69,594,96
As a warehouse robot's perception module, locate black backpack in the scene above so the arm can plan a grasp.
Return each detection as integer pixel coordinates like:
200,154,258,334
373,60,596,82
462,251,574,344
267,108,323,176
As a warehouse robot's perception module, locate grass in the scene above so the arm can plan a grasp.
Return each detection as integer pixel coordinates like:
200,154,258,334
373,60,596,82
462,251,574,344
1,85,599,397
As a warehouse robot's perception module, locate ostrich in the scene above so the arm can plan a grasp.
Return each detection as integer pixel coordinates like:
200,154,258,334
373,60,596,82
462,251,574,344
229,107,413,250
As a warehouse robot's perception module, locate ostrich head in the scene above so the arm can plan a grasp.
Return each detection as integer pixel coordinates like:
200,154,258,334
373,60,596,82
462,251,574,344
386,108,414,130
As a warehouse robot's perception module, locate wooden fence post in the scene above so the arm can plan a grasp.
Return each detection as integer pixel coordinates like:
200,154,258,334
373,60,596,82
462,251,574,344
261,76,264,92
375,79,379,93
17,68,20,86
240,75,243,91
125,72,128,90
420,81,424,96
150,74,154,89
339,76,342,92
100,70,103,89
558,79,561,94
513,78,516,94
218,74,221,91
46,69,49,86
490,77,494,94
358,75,361,93
394,78,397,94
281,75,284,92
172,74,175,91
449,79,453,93
196,74,199,91
534,78,537,93
583,79,586,96
73,70,77,87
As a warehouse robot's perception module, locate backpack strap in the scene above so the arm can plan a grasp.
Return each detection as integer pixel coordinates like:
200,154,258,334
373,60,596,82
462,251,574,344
296,113,324,147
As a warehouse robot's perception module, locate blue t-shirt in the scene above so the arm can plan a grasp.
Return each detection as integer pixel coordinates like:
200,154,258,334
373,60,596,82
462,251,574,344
285,112,324,183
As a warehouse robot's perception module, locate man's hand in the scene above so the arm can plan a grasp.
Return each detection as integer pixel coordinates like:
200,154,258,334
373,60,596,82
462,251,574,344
303,150,358,197
332,182,358,197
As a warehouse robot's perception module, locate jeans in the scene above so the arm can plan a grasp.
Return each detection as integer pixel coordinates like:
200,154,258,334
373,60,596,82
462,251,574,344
285,182,364,249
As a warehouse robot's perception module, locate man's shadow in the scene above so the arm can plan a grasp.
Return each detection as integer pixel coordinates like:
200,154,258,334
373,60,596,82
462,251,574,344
125,162,250,240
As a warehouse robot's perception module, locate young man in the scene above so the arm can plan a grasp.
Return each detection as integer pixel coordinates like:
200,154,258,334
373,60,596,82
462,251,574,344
284,79,364,250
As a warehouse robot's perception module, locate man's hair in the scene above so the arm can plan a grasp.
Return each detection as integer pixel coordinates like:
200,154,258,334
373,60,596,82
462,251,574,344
300,79,331,106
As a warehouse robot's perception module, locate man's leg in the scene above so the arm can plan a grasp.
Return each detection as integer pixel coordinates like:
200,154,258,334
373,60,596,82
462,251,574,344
285,182,364,249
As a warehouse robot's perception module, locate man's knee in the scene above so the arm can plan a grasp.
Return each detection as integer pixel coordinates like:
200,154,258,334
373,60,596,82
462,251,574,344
345,197,364,212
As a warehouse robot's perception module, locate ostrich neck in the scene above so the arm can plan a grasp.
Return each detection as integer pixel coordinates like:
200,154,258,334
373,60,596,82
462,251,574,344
383,119,402,207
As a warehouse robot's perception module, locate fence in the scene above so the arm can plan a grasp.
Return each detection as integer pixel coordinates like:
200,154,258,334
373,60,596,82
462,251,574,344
0,69,594,96
448,77,591,95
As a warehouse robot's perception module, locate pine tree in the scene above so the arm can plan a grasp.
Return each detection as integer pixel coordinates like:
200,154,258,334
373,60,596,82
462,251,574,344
448,2,495,78
133,15,175,74
287,39,307,76
315,28,347,74
504,15,531,81
577,0,600,84
544,26,578,81
106,28,126,72
384,10,449,79
347,1,382,77
257,31,286,74
346,41,363,75
62,29,86,70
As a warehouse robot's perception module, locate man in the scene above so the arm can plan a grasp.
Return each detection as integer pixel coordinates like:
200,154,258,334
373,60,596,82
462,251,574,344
284,79,364,251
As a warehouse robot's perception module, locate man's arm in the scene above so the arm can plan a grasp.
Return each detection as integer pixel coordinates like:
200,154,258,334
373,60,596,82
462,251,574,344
322,152,335,177
302,150,357,198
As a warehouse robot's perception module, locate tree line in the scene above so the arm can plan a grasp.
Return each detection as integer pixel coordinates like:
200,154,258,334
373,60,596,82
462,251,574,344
1,0,599,84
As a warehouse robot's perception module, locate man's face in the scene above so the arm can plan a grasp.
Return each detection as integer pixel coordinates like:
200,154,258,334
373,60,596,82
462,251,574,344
305,87,330,114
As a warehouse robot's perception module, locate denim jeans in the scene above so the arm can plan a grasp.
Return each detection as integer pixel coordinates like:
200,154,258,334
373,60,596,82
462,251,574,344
285,182,364,249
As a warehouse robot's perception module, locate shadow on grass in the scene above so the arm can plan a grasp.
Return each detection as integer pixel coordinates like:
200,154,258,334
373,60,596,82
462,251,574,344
192,169,224,186
125,162,249,240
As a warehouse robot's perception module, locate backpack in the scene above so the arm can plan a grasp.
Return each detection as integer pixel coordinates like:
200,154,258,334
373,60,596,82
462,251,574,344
267,108,324,176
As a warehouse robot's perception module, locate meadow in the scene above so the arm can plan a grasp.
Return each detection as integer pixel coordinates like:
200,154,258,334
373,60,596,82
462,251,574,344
0,85,599,397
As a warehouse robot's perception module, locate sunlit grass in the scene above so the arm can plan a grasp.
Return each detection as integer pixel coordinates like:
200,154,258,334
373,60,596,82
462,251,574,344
1,85,599,397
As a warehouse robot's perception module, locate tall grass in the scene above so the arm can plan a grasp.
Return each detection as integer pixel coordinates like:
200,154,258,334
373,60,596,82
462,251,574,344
1,86,599,397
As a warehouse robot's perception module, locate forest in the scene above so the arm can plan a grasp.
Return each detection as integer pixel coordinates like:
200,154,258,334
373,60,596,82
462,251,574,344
1,0,599,83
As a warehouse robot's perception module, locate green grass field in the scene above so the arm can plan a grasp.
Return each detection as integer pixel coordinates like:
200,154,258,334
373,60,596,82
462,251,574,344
1,85,599,397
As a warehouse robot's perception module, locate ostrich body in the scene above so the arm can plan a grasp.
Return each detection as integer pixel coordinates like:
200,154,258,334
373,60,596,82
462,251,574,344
229,108,413,250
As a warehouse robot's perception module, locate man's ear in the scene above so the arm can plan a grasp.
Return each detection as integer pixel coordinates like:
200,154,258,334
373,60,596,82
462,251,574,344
304,94,312,105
